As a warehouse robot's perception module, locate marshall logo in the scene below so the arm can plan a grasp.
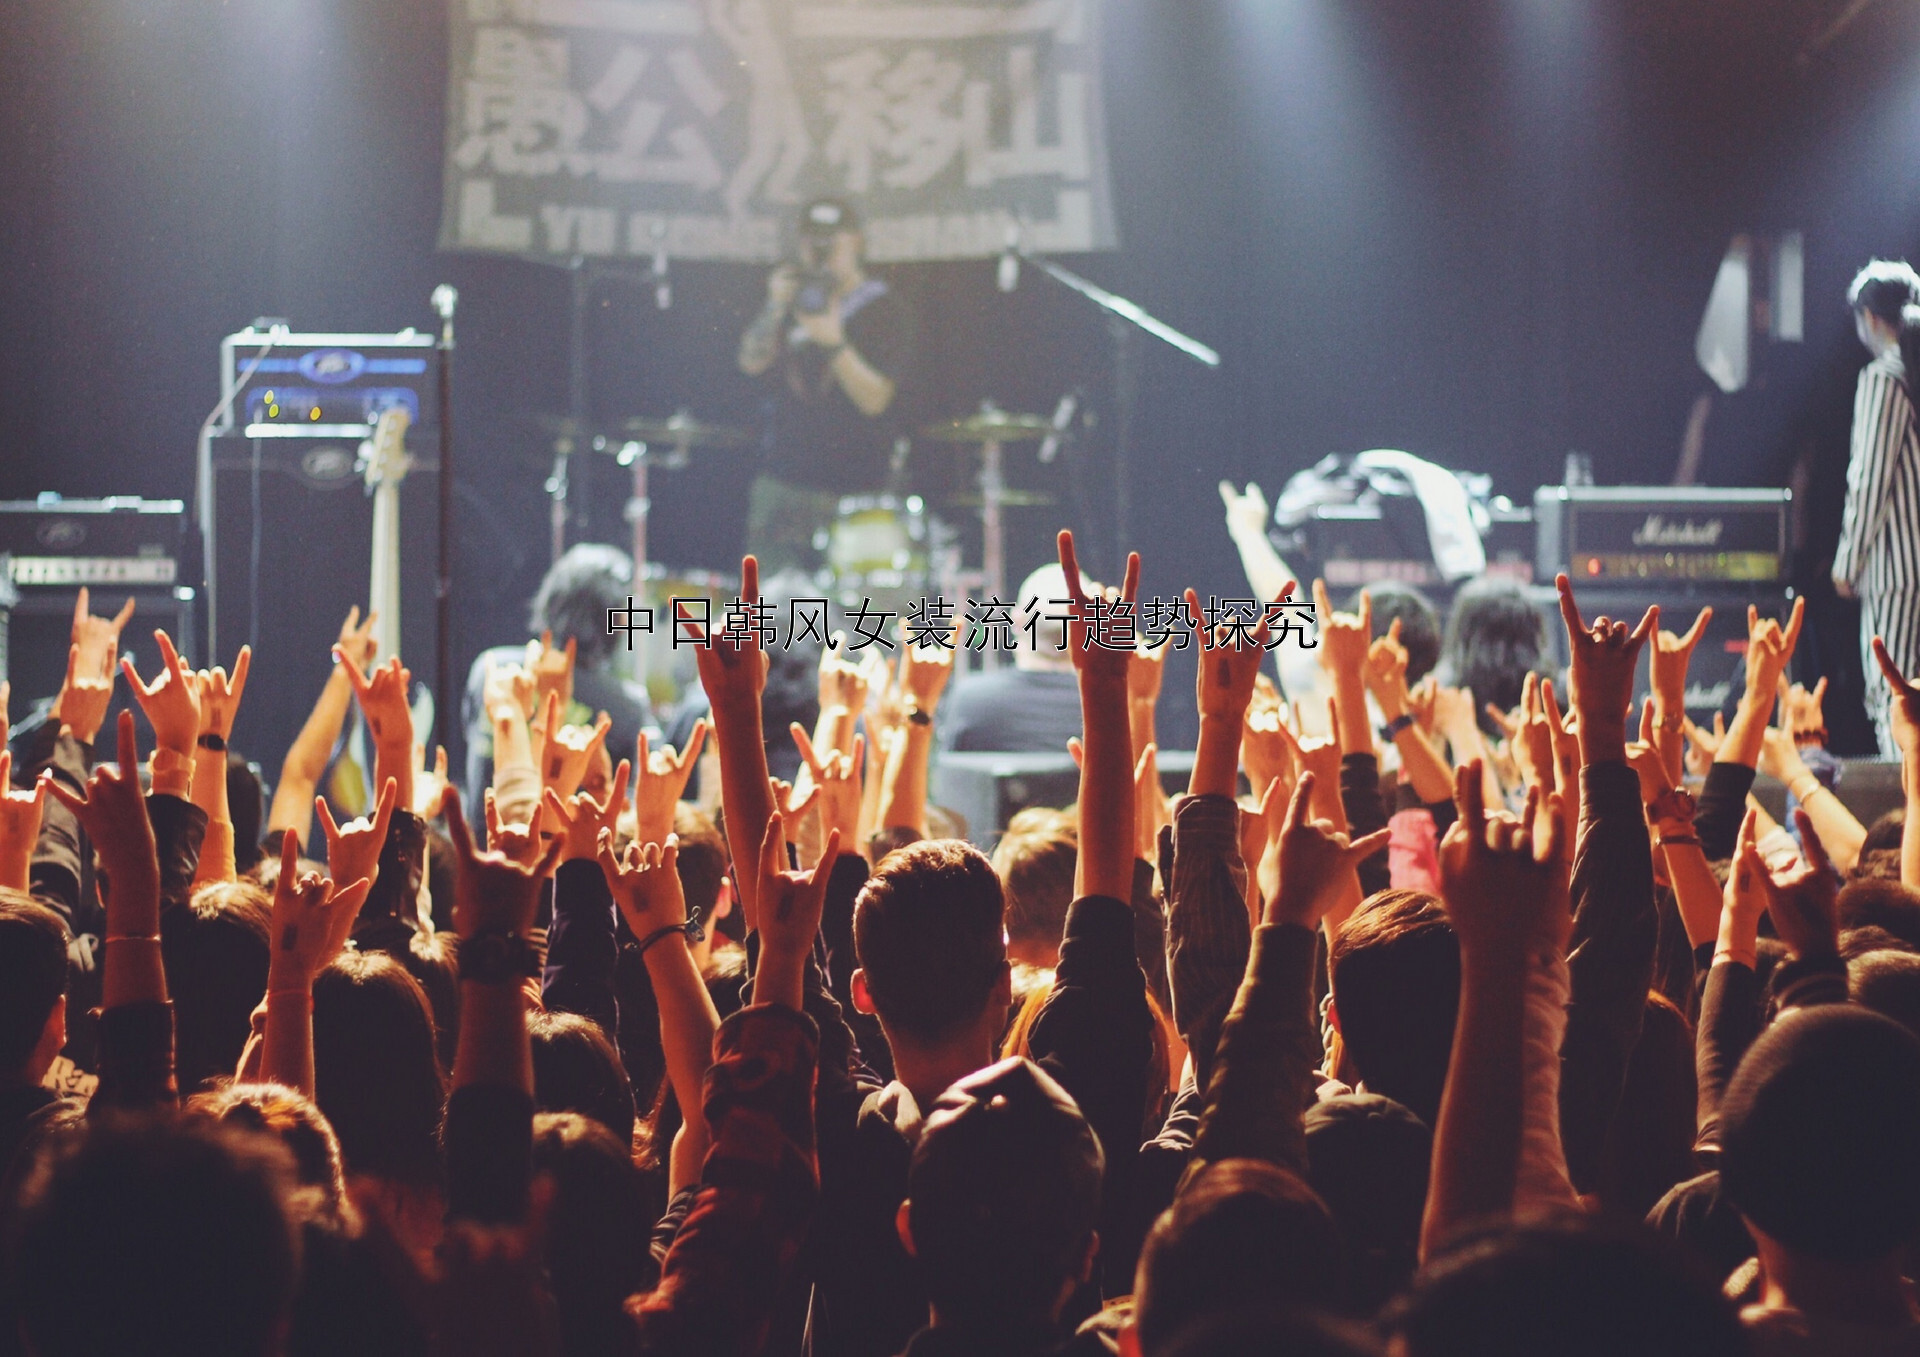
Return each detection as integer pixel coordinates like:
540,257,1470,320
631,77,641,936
1631,515,1723,548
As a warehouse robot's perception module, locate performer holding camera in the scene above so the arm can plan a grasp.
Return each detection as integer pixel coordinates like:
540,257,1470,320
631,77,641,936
738,198,917,574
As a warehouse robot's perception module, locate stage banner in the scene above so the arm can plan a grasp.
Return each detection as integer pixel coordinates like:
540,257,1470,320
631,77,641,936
440,0,1116,264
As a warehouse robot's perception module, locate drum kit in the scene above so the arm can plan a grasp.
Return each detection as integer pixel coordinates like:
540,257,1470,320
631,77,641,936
530,399,1064,689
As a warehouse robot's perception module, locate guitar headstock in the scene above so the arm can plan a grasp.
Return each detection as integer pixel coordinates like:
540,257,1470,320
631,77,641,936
362,406,412,491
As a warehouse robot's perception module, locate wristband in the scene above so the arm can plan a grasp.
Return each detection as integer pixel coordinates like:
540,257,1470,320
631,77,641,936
197,733,228,752
905,706,933,728
1378,712,1416,742
457,930,543,984
1656,834,1700,849
635,916,705,958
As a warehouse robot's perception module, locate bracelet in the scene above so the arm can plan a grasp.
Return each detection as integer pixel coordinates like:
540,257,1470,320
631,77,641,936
905,706,933,728
1378,712,1416,742
636,916,705,958
104,934,161,946
197,733,228,752
1713,948,1758,970
1789,775,1824,804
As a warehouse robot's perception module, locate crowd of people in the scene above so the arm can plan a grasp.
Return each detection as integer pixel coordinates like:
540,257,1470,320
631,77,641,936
2,529,1920,1357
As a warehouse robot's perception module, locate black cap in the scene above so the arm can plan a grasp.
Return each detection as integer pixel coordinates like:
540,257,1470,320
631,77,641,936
799,198,859,236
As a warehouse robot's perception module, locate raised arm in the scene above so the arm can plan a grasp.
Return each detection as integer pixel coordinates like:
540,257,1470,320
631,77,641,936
1871,638,1920,890
1062,530,1138,900
189,646,250,887
1695,601,1802,860
1649,606,1710,785
261,834,370,1097
269,608,375,847
341,654,417,817
1219,481,1296,603
540,760,633,1040
692,559,776,925
1364,618,1455,806
875,619,957,837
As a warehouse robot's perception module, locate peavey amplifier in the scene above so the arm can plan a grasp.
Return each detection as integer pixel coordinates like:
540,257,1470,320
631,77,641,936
1534,487,1789,584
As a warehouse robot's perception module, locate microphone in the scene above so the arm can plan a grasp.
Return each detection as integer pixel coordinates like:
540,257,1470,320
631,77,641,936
1038,391,1078,464
997,223,1021,293
430,284,458,320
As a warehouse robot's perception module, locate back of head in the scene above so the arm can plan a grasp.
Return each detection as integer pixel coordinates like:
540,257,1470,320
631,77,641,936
991,810,1077,954
1329,890,1459,1126
1441,580,1551,730
1851,949,1920,1041
1302,1093,1430,1313
190,1081,350,1228
1015,562,1092,659
0,892,69,1080
1364,584,1441,684
1134,1160,1344,1349
226,751,266,874
166,880,273,1090
671,803,729,933
528,1010,636,1148
312,951,447,1187
531,543,633,667
1387,1217,1746,1357
854,839,1007,1045
907,1057,1103,1327
1848,258,1920,328
1152,1307,1383,1357
11,1113,301,1357
1863,807,1905,857
1719,1004,1920,1262
1837,876,1920,950
531,1112,652,1323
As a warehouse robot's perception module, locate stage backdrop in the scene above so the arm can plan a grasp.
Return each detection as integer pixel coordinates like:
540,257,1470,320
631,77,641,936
439,0,1116,263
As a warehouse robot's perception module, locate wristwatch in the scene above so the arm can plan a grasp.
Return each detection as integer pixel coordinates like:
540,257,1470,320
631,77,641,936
1377,712,1416,742
458,930,542,985
1648,786,1697,826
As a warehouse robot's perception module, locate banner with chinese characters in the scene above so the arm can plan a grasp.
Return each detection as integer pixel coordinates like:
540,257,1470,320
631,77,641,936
441,0,1117,264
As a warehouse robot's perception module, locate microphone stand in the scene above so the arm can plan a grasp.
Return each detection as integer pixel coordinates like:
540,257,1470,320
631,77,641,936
432,284,457,752
1013,249,1220,574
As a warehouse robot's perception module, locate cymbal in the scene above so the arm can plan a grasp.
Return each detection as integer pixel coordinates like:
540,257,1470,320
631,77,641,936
620,411,752,449
953,490,1057,508
920,410,1052,443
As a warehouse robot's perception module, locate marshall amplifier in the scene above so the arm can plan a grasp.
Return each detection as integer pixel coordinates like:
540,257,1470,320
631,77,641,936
1534,486,1789,584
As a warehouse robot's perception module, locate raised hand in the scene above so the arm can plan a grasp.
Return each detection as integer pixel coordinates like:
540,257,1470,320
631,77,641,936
316,776,397,903
1363,617,1412,708
527,631,577,715
1625,699,1675,806
414,745,452,819
1187,586,1272,720
1257,771,1390,929
483,788,546,870
1872,637,1920,759
341,654,414,752
542,759,631,863
196,646,252,742
267,833,371,990
335,605,379,676
1273,696,1346,829
768,775,819,831
122,630,203,756
899,613,961,715
751,813,840,1010
1511,674,1552,792
690,557,769,714
70,588,135,687
1242,702,1297,802
0,752,49,891
793,724,863,847
444,787,564,940
1555,573,1656,762
45,712,161,941
1129,636,1170,709
1437,760,1570,961
1743,597,1806,701
1651,607,1711,709
631,723,704,843
818,634,872,716
1219,480,1271,540
538,701,611,803
51,642,114,746
482,658,536,723
1313,579,1372,682
596,832,689,940
1056,530,1140,685
1777,676,1830,746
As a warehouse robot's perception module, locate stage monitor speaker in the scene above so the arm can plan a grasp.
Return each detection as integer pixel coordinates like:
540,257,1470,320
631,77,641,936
208,435,440,770
1528,583,1793,724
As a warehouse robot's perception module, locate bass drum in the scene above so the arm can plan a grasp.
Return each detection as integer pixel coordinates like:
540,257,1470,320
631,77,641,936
637,563,738,708
822,494,930,613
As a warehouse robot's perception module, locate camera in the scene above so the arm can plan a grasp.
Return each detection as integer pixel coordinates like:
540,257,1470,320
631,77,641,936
794,270,835,316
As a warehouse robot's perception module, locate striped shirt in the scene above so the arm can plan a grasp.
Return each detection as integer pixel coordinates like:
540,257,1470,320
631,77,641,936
1835,352,1920,596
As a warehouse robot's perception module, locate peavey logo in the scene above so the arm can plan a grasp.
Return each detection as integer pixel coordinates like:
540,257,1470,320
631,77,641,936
1631,515,1722,547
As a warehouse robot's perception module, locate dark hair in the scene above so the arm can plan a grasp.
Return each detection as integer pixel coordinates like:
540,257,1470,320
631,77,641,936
1848,258,1920,327
190,1081,350,1229
1851,847,1903,883
1851,949,1920,1041
166,880,273,1091
312,951,447,1188
11,1114,302,1357
532,1112,654,1349
990,809,1077,950
1134,1160,1346,1349
530,543,633,668
1838,877,1920,950
1862,807,1905,856
672,804,729,935
0,892,70,1075
1440,580,1553,736
1362,584,1442,684
528,1011,637,1149
227,751,266,874
1302,1093,1430,1314
1329,890,1459,1127
1153,1307,1384,1357
1386,1217,1746,1357
1719,1005,1920,1262
854,839,1007,1043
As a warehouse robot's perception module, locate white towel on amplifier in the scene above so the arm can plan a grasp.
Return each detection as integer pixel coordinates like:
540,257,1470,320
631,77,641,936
1352,449,1487,583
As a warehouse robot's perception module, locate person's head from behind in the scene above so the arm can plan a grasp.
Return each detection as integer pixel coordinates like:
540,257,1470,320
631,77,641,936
1301,1093,1430,1314
1149,1307,1383,1357
900,1058,1102,1330
1850,949,1920,1041
853,840,1010,1063
1129,1159,1344,1354
1441,580,1552,735
1361,584,1441,685
1838,876,1920,951
1863,807,1905,857
1328,890,1459,1127
1719,1005,1920,1276
528,1011,636,1149
11,1113,301,1357
1014,562,1095,671
190,1081,350,1230
1385,1216,1746,1357
312,951,446,1189
532,1112,652,1339
991,808,1077,970
165,880,273,1090
0,892,69,1091
530,543,633,670
227,752,266,875
672,803,736,945
1849,258,1920,356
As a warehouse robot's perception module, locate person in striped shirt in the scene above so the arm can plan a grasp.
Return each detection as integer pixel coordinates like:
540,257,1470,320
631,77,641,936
1836,259,1920,758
